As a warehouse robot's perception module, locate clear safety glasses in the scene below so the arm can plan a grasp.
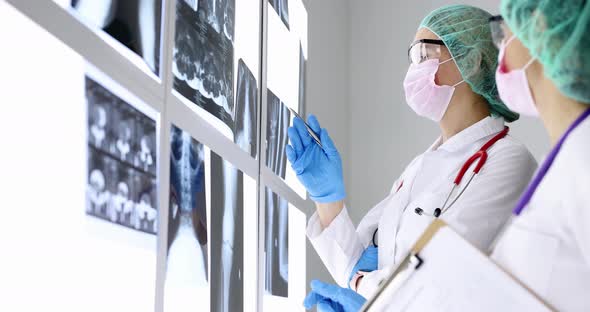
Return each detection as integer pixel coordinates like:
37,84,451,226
407,39,446,65
489,15,508,49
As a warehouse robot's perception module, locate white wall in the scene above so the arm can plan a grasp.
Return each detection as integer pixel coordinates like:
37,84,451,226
303,0,351,286
346,0,549,225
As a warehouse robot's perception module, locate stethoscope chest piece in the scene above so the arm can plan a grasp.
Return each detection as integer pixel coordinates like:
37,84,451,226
414,126,510,219
414,207,442,218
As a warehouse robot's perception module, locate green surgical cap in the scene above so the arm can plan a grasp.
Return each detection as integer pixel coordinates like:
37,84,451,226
501,0,590,104
420,5,519,122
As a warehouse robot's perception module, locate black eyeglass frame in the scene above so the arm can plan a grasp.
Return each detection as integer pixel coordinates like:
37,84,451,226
488,15,504,23
488,15,506,49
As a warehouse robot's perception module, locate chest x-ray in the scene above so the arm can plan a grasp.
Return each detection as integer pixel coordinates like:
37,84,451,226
173,0,235,129
86,76,158,235
210,152,244,312
165,125,209,311
234,59,258,158
71,0,162,75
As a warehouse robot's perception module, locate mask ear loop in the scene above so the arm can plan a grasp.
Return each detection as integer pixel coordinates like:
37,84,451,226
437,56,465,88
503,33,517,48
503,33,536,71
438,57,454,65
522,57,536,70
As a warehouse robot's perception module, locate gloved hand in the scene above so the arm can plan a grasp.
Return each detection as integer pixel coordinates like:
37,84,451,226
285,115,346,203
303,280,367,312
348,246,378,288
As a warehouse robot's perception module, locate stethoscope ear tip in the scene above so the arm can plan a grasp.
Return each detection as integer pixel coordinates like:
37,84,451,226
433,208,441,218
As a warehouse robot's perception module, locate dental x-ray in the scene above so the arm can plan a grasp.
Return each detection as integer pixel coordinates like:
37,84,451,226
210,152,244,312
266,90,291,179
71,0,162,75
165,125,209,310
234,59,258,158
269,0,289,30
86,76,158,235
264,187,289,297
173,0,235,129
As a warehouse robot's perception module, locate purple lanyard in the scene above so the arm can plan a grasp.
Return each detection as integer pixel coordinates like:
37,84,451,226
513,108,590,215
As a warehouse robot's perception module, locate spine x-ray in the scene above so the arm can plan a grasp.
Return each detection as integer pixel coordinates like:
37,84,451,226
166,126,209,298
266,90,291,179
71,0,162,75
86,76,158,235
210,152,244,312
234,59,258,158
268,0,289,30
173,0,235,129
264,188,289,297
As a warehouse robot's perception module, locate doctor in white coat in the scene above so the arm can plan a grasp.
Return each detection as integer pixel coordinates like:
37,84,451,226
489,1,590,311
287,5,538,309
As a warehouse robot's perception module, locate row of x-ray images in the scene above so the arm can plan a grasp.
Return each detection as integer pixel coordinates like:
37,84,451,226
78,0,305,308
86,75,290,309
72,0,306,162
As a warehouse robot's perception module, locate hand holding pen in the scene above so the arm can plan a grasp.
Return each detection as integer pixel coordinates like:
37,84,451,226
285,113,346,203
288,107,323,147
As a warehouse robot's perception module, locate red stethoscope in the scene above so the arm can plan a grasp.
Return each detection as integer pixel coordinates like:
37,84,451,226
414,126,510,218
373,126,510,248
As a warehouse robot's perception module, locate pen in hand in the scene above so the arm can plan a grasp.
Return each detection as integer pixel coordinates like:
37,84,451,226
288,108,323,148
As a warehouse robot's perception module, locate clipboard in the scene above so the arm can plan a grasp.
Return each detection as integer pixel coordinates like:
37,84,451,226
360,219,554,312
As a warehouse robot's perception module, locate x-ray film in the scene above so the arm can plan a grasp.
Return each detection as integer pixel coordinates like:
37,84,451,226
234,59,258,158
210,152,244,312
165,125,209,311
269,0,289,30
86,76,158,235
263,196,307,310
266,90,291,179
71,0,162,76
264,187,289,297
173,0,235,130
298,43,306,116
265,0,307,198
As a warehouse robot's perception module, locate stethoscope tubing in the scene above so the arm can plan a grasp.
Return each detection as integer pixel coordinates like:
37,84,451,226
372,126,510,248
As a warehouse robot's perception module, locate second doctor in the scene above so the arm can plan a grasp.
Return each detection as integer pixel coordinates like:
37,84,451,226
286,5,537,300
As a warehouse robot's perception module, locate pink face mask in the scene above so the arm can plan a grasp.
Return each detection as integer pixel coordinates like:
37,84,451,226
495,35,538,117
403,58,464,122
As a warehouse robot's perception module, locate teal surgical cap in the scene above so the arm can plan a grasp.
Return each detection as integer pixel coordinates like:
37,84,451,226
420,5,519,122
501,0,590,104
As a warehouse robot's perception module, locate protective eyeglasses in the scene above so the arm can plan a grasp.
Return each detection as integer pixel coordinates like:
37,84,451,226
489,15,508,49
407,39,446,65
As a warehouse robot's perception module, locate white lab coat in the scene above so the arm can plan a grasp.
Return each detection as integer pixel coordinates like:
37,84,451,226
307,117,538,297
492,117,590,312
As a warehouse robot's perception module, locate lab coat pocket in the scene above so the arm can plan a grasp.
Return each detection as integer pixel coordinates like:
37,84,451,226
492,224,559,297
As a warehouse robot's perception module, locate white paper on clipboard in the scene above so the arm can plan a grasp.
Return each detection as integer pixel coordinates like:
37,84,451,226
363,222,553,312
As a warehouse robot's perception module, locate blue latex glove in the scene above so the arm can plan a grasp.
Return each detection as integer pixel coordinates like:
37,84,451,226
285,115,346,203
348,246,378,288
303,280,367,312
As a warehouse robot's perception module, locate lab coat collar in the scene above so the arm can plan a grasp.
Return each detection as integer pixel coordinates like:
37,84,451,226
428,116,506,152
